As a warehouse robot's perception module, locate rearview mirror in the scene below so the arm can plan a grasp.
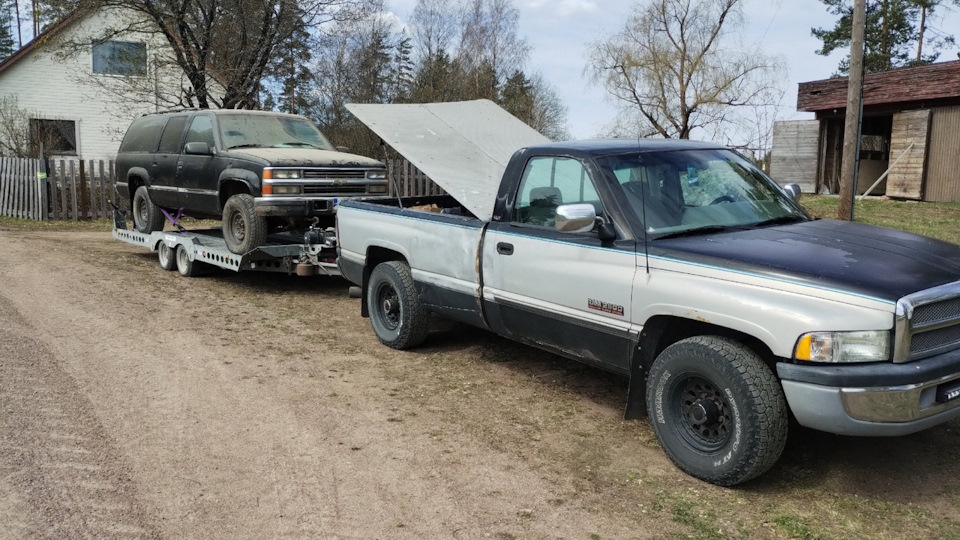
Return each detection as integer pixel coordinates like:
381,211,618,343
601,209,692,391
555,203,597,233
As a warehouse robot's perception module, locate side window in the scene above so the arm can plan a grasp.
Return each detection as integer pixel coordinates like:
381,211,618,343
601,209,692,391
184,115,215,149
119,116,166,152
514,156,602,228
157,116,188,154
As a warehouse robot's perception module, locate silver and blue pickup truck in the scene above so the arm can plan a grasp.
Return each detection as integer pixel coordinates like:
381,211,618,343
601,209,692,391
336,100,960,486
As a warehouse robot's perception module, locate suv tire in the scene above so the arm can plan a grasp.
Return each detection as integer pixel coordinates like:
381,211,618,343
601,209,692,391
222,193,267,254
133,185,165,233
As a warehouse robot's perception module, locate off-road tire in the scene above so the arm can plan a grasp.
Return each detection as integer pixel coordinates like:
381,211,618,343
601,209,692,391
646,335,788,486
133,185,164,233
367,261,429,349
157,242,176,271
222,193,267,254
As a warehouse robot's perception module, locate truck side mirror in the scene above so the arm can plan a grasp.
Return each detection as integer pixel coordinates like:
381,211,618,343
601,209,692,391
783,183,801,201
556,203,599,234
184,141,212,156
336,146,350,153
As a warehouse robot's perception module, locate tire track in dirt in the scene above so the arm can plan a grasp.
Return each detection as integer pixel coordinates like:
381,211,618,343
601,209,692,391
0,293,161,539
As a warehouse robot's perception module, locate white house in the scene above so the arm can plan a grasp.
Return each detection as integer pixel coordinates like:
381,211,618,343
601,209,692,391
0,7,198,162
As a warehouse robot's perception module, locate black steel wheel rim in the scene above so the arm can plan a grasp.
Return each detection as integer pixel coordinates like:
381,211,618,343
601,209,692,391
135,197,147,225
671,375,732,452
375,281,400,331
230,211,245,242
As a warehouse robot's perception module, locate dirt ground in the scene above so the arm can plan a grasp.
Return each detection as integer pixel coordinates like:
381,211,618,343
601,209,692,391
1,227,959,539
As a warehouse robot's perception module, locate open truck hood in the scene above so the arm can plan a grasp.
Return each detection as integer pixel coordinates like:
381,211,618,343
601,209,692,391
346,100,550,221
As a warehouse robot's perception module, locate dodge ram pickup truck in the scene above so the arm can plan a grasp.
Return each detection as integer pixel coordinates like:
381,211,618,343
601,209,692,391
336,100,960,486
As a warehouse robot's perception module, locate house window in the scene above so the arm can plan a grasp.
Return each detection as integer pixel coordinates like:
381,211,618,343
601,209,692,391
92,41,147,76
29,119,77,156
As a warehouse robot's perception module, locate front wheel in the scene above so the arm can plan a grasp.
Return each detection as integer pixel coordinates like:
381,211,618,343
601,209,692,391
367,261,429,349
222,193,267,254
646,336,788,486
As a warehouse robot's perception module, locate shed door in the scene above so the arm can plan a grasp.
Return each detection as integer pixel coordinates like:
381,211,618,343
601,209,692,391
886,109,931,200
924,106,960,202
771,120,820,193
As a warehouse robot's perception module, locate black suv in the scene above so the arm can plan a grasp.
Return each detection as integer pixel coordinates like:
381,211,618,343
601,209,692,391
115,109,388,253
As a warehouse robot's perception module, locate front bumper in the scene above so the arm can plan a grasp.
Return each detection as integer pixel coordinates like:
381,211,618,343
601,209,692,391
777,347,960,436
254,196,337,217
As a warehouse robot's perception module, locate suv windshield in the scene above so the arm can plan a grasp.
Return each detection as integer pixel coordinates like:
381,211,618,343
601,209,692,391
598,148,808,238
218,113,335,150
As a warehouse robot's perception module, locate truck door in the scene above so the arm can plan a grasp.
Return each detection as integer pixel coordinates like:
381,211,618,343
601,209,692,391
177,114,220,215
150,115,188,208
483,155,639,373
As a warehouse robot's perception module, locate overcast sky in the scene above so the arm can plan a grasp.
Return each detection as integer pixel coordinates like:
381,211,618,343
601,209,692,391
385,0,960,139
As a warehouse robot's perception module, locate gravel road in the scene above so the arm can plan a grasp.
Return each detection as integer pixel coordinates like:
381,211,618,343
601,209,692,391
2,227,959,540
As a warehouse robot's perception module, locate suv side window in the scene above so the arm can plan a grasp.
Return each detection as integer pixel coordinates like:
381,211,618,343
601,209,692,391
184,115,215,149
513,156,601,228
157,116,188,154
119,115,167,152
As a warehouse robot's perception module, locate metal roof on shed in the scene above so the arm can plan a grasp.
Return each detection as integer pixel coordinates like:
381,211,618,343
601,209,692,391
346,100,550,221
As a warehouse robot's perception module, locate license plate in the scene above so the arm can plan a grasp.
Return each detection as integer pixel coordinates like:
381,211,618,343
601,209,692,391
936,380,960,404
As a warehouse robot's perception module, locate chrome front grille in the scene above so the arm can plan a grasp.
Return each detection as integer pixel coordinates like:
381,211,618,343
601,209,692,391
302,185,368,195
895,282,960,362
302,169,367,180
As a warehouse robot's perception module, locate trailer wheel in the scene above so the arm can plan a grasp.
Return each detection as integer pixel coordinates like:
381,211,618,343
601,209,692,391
133,185,164,233
367,261,428,349
222,194,267,255
175,244,202,277
646,336,787,486
157,242,176,271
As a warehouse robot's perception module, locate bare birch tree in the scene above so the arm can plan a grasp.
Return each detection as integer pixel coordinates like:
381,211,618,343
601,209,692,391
585,0,784,139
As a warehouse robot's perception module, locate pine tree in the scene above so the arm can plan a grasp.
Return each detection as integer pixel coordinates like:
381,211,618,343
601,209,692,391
812,0,958,74
0,0,16,60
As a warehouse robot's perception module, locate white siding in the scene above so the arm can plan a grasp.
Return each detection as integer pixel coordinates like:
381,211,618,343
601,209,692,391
0,8,193,161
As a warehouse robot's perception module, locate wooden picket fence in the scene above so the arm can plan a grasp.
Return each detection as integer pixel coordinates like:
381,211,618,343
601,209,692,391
387,158,444,197
0,156,442,221
0,158,119,221
0,157,46,220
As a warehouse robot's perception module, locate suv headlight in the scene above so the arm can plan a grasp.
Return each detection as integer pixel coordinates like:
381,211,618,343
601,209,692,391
272,169,302,179
794,330,890,363
366,169,387,180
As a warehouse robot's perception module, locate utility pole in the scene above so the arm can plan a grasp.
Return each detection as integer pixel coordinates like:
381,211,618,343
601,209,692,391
838,0,866,221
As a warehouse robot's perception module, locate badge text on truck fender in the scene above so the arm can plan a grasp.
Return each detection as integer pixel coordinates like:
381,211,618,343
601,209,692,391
588,298,624,316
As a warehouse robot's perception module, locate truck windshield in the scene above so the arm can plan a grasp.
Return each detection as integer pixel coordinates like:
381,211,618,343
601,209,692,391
598,149,808,238
219,114,335,150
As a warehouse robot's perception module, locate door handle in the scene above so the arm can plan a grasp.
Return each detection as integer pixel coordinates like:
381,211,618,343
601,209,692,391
496,242,514,255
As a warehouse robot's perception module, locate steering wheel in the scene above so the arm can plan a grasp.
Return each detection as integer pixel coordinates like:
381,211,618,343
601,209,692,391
709,195,735,205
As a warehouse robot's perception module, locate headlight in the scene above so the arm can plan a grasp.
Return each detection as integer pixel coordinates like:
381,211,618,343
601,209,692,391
794,330,890,363
366,169,387,180
273,169,302,179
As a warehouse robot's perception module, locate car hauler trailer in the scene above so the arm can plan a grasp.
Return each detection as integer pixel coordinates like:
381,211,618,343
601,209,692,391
111,210,339,278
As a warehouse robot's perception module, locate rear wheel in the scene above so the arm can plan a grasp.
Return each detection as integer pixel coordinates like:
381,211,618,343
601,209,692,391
646,336,788,486
222,193,267,254
133,185,164,233
175,244,201,277
157,242,176,271
367,261,429,349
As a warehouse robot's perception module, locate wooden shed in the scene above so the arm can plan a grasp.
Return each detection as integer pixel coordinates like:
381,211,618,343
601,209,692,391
771,60,960,201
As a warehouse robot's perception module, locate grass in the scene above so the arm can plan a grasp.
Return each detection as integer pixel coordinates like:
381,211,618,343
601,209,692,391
800,195,960,244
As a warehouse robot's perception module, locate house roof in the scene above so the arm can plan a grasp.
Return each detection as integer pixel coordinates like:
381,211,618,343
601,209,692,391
797,60,960,113
0,9,88,76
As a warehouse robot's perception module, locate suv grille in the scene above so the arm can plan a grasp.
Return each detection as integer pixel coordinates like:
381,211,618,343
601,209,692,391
895,283,960,362
302,169,367,180
303,185,368,195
